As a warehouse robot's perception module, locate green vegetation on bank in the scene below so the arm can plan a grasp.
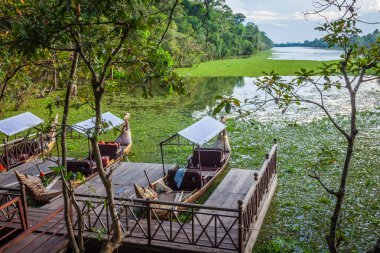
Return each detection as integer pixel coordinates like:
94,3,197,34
177,50,335,77
275,29,380,48
167,0,273,67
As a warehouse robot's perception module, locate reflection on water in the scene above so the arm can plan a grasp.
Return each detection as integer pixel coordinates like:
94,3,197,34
191,77,380,123
270,47,343,61
179,76,244,111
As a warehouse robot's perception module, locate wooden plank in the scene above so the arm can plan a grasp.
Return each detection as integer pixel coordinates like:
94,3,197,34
0,159,59,188
2,232,69,253
43,162,175,209
195,169,258,226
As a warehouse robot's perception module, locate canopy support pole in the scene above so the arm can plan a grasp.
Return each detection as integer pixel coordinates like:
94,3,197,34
160,143,165,177
197,144,202,187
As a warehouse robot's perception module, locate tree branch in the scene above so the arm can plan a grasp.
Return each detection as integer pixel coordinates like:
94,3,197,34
309,171,339,196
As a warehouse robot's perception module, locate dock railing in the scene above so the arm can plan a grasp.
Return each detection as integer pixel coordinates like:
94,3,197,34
240,143,277,250
0,185,66,253
74,193,241,251
73,142,277,252
0,186,29,244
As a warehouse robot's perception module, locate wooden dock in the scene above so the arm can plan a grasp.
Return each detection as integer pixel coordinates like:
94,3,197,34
75,162,174,197
43,162,175,209
0,158,59,188
195,169,258,226
0,143,278,253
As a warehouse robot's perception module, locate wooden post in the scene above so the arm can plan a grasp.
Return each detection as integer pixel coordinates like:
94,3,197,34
197,145,202,185
20,184,29,229
160,144,165,177
238,200,244,253
191,207,195,244
4,144,9,170
147,198,152,245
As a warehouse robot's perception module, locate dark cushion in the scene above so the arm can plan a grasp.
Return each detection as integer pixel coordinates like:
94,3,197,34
192,148,223,168
167,168,202,191
94,143,121,160
67,160,96,176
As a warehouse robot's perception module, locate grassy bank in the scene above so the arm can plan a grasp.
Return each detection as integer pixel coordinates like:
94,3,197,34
177,50,335,77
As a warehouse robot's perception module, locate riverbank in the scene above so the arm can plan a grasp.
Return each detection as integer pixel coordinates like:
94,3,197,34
177,50,336,77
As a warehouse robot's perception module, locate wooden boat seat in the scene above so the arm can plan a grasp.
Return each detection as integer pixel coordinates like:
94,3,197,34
191,148,225,168
95,142,122,160
14,170,62,204
167,168,202,191
66,160,96,176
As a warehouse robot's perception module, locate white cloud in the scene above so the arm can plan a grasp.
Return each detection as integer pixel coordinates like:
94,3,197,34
293,11,345,21
243,10,293,23
273,23,289,27
359,0,380,12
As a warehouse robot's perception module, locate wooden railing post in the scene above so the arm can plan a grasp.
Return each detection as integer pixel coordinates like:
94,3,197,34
20,184,29,229
238,200,244,253
4,144,9,170
147,198,152,245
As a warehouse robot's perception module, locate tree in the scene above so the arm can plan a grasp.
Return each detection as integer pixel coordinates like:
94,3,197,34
1,1,190,252
214,1,379,252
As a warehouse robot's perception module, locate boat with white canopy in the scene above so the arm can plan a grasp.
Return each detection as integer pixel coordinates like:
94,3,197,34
0,112,58,171
134,116,230,204
66,112,132,176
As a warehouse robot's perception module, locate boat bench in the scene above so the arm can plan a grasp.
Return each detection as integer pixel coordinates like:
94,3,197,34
190,148,225,169
66,160,97,176
93,142,121,160
167,168,202,191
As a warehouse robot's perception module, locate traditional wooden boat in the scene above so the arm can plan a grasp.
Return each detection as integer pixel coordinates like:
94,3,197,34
135,116,230,204
66,112,132,177
0,112,58,172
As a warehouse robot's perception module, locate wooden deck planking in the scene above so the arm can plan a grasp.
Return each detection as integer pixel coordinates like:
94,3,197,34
42,162,174,209
75,162,174,197
2,232,69,253
195,169,258,226
0,158,59,188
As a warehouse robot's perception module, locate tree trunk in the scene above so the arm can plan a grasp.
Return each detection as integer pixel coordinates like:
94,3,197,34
91,81,123,253
54,69,58,90
327,91,358,252
367,238,380,253
61,51,81,253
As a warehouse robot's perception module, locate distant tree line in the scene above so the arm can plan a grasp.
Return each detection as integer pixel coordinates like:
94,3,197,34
275,29,379,48
163,0,273,67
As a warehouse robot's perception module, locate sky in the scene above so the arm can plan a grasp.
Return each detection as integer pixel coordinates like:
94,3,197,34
224,0,380,43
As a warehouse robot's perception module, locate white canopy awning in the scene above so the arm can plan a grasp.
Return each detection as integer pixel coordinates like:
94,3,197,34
0,112,44,136
178,116,226,146
72,112,124,135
